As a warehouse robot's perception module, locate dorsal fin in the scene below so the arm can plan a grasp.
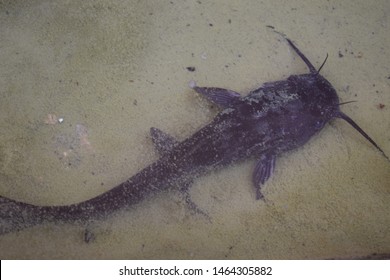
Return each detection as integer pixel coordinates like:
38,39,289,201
191,85,241,108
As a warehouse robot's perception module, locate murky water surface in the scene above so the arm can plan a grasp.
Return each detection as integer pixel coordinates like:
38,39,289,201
0,0,389,259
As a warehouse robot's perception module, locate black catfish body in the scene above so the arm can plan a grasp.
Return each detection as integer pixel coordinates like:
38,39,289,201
0,35,388,235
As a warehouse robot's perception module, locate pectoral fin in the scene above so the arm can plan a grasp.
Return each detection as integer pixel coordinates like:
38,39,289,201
150,127,178,156
252,154,276,200
191,85,241,108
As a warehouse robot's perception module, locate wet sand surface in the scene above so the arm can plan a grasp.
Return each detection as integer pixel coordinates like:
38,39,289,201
0,0,389,259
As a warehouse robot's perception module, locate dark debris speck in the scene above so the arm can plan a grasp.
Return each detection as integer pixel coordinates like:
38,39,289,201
377,103,385,109
84,229,95,243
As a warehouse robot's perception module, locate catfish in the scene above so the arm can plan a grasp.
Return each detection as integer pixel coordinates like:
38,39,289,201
0,34,388,235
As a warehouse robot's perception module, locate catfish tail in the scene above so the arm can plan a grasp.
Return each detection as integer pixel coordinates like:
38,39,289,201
0,195,47,235
0,158,179,235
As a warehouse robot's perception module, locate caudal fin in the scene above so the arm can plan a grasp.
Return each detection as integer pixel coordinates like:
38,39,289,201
0,195,45,235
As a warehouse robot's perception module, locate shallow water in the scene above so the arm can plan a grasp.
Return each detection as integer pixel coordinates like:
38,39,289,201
0,0,389,259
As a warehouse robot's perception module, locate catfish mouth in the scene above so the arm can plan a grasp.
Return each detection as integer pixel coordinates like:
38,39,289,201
334,111,389,162
280,32,389,161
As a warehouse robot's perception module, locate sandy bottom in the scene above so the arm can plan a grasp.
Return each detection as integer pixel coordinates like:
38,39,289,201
0,0,389,259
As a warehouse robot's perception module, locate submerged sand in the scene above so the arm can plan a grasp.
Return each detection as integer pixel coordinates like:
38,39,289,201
0,0,389,259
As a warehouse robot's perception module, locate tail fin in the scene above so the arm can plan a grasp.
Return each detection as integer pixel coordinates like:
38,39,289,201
0,195,45,235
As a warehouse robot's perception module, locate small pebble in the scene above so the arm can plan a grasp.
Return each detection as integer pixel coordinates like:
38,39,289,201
188,80,197,89
186,66,196,72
